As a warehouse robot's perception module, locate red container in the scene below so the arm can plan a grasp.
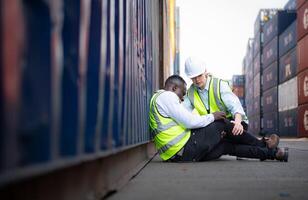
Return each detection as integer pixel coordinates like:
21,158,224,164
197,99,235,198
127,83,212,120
262,86,278,113
232,86,244,98
297,34,308,73
298,103,308,137
298,68,308,105
297,0,308,41
297,0,306,9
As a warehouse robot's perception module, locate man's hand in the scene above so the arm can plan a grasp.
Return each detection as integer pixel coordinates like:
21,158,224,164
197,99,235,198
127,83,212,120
231,121,244,135
213,111,226,121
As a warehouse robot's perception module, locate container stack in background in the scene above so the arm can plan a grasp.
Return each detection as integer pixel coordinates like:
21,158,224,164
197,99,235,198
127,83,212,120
297,0,308,137
240,0,308,137
243,39,254,119
262,10,296,135
232,75,245,110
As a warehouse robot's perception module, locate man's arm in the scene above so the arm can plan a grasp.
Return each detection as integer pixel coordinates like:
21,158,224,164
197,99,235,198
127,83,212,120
220,81,247,135
156,91,215,129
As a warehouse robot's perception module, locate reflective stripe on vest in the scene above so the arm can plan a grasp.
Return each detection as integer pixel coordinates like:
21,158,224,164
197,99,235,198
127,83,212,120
149,90,190,160
187,77,232,118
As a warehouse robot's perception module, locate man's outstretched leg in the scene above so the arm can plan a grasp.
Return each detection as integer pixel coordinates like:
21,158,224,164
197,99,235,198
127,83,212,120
200,139,288,162
215,120,280,149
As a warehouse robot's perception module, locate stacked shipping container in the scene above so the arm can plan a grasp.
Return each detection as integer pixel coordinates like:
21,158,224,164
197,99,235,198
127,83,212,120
297,1,308,137
262,10,296,135
242,0,308,137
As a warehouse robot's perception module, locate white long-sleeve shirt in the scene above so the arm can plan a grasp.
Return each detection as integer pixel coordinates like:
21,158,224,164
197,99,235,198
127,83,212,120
183,77,248,123
155,90,214,129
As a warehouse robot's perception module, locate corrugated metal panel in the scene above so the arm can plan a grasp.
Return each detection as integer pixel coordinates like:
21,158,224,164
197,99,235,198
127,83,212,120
279,47,297,83
262,36,278,68
263,11,296,46
253,53,261,75
278,77,298,111
263,112,279,134
297,1,308,41
262,61,278,92
0,0,163,186
20,0,53,165
298,103,308,137
262,86,278,113
279,108,298,137
297,34,308,73
253,32,262,58
298,68,308,105
253,96,261,116
279,21,296,57
253,73,260,98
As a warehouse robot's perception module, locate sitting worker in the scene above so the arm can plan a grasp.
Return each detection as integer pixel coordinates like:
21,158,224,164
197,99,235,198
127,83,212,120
183,56,249,134
149,75,288,162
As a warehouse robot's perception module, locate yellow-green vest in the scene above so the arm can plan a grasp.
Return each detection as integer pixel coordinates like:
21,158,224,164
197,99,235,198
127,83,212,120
187,76,232,118
149,90,190,160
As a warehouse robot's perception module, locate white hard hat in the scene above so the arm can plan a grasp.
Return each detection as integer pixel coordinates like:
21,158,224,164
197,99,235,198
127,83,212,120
184,57,207,78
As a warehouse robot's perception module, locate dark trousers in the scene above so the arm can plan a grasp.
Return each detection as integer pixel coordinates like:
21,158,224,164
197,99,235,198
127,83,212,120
174,120,273,162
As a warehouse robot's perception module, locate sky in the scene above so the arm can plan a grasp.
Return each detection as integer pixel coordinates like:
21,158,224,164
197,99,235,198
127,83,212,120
177,0,289,84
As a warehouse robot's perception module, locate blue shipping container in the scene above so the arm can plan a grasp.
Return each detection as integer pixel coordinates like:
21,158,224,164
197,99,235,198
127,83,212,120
263,10,297,46
262,36,278,68
279,21,297,57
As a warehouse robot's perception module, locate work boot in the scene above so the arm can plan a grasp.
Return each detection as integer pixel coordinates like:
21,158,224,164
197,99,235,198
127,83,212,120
275,147,289,162
263,134,280,149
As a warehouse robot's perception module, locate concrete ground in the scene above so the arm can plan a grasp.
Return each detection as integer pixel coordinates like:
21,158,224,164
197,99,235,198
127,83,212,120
108,139,308,200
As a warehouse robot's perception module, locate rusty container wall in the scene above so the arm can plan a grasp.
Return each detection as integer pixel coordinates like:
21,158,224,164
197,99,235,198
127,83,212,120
297,68,308,105
262,36,278,68
262,86,278,113
253,52,261,75
263,112,279,134
262,61,278,92
279,108,298,137
279,47,297,83
297,1,308,41
297,34,308,73
297,0,306,9
298,103,308,137
279,21,297,57
263,10,296,46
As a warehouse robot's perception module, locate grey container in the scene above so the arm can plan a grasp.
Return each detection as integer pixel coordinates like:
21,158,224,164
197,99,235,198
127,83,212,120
278,77,298,112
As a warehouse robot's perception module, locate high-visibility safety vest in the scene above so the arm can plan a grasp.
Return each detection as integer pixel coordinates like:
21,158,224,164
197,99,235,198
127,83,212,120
187,76,233,118
149,90,190,160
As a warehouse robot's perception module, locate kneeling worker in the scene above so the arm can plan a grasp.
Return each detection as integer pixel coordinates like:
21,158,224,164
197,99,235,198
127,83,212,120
149,75,288,162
